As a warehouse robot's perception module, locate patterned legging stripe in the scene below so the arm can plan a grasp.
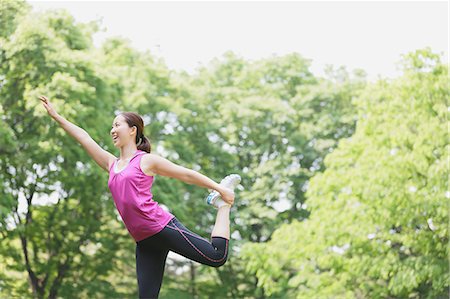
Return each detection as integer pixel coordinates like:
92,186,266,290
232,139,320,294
166,219,228,263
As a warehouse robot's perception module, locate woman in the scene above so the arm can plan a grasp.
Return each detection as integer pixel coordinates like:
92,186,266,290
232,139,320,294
39,96,241,298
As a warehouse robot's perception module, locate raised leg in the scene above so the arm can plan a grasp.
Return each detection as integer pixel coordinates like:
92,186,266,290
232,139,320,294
163,218,229,267
211,205,231,240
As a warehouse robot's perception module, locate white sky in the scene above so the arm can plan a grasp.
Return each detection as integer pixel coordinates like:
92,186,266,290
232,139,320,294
30,1,448,80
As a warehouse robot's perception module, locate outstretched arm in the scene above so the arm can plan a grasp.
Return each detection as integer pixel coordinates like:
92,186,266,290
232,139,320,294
142,154,235,205
39,96,116,172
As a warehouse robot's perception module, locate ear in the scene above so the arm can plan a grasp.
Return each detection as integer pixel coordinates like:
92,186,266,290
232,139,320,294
130,125,138,136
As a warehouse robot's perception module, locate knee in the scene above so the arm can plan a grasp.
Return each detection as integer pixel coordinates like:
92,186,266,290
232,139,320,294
208,237,229,267
211,256,227,268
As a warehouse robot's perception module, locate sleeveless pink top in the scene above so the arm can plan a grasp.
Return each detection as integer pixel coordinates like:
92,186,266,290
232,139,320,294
108,150,174,242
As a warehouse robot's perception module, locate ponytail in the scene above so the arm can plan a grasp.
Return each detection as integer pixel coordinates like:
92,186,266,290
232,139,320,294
137,134,151,153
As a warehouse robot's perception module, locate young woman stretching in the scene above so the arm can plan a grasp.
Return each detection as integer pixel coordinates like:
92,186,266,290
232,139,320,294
39,96,241,298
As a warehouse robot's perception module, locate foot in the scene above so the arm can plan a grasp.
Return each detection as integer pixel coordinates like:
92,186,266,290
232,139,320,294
206,174,241,209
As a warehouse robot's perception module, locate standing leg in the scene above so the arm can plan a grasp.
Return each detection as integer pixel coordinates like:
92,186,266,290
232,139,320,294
211,205,231,239
135,240,169,299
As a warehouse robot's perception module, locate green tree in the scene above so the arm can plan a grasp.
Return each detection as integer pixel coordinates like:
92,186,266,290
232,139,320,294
242,48,449,298
171,52,365,298
0,8,127,298
5,4,444,299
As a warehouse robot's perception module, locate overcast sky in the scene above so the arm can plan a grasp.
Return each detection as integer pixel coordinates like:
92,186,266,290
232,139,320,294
30,1,448,80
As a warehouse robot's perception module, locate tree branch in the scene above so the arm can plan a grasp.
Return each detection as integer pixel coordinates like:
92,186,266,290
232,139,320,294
48,255,72,299
42,195,63,289
20,234,43,298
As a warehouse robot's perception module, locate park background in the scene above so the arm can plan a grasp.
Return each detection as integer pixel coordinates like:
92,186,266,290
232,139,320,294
0,0,448,298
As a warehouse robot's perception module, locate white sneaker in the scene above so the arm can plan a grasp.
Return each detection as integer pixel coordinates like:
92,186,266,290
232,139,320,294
206,174,241,209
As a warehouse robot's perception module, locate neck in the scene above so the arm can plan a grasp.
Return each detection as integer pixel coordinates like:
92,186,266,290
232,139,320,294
119,144,138,161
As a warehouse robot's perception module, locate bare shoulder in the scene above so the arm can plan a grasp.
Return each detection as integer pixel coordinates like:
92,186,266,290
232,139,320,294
140,153,158,176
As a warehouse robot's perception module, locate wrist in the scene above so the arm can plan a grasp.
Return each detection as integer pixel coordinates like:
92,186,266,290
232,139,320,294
52,113,62,122
213,184,224,194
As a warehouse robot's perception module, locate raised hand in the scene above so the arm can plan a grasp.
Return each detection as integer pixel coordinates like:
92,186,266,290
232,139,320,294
39,95,59,119
219,187,235,206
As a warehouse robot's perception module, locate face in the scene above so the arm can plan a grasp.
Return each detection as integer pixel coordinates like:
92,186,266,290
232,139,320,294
110,115,137,147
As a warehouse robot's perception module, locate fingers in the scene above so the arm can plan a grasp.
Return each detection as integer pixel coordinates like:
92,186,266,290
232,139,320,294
38,96,52,114
39,95,48,104
225,194,235,205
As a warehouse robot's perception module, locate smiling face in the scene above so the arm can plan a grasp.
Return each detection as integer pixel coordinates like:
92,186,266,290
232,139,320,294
110,115,137,148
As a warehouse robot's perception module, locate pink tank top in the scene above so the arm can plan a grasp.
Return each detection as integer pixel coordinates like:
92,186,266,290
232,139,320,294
108,150,174,242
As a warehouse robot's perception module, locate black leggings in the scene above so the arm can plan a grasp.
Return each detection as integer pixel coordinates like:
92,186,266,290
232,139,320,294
135,217,229,299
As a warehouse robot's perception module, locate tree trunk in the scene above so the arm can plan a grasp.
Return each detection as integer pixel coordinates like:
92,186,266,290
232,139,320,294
190,261,197,298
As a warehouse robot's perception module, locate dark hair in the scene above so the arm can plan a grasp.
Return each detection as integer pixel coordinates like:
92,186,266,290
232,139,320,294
119,112,151,153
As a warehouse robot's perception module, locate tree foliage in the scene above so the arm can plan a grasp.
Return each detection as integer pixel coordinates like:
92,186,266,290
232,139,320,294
1,3,446,298
242,48,448,299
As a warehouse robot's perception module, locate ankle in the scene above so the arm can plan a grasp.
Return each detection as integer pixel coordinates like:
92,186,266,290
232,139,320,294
218,203,231,210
